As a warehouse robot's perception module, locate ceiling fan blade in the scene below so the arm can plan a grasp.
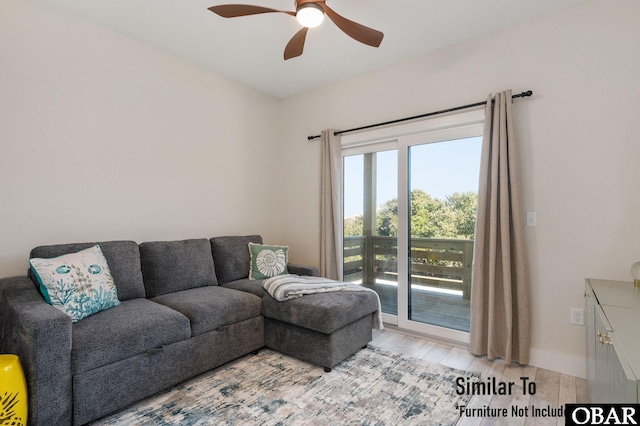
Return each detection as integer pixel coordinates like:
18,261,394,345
208,4,295,18
284,27,309,60
321,4,383,48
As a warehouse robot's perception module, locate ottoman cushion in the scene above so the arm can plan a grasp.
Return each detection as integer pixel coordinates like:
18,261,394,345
262,291,378,335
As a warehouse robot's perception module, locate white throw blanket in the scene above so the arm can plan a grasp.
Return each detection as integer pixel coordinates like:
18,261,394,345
263,274,384,329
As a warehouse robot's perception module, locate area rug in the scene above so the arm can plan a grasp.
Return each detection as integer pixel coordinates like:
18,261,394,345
90,347,478,426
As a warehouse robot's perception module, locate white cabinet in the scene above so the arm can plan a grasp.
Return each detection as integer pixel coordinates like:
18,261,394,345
585,278,640,403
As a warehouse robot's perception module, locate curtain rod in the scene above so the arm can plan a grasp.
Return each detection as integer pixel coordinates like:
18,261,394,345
307,90,533,141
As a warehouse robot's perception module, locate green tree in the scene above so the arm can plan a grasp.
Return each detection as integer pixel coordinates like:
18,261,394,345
376,198,398,237
409,189,456,238
344,215,363,237
446,191,478,239
346,190,478,240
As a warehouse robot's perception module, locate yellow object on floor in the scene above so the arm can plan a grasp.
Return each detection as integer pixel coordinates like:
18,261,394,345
0,354,27,426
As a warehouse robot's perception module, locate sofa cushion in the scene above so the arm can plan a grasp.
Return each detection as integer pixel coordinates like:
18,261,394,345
151,286,262,337
30,240,145,301
71,298,190,375
262,292,379,335
140,239,217,298
30,245,120,322
221,278,267,298
248,243,288,280
210,235,262,284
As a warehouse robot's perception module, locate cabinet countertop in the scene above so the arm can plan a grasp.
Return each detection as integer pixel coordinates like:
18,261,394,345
587,278,640,310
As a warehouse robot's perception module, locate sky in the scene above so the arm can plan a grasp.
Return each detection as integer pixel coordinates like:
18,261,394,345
343,136,482,217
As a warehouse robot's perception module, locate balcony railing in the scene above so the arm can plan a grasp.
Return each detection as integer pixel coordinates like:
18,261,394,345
344,235,474,299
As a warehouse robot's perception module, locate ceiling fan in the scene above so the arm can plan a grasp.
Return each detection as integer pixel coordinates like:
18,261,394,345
208,1,384,60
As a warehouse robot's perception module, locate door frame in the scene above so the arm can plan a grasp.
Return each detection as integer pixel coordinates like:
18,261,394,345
341,109,484,345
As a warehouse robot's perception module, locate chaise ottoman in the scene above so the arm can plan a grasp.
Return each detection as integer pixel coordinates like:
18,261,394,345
262,291,380,371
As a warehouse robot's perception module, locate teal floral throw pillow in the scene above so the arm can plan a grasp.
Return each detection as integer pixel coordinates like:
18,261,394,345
29,245,120,322
248,243,288,280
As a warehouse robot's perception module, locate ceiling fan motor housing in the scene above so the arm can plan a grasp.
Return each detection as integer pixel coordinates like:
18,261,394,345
296,0,324,6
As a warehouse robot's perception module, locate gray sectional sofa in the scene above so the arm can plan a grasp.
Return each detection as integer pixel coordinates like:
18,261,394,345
0,235,379,426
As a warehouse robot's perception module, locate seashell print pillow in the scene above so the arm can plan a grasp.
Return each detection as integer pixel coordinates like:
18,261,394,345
29,245,120,322
248,243,289,280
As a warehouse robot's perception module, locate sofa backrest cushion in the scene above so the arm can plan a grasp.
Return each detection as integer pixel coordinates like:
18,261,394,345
210,235,262,285
139,238,217,298
29,240,146,301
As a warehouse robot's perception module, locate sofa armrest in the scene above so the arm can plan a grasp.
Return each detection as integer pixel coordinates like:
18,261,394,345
287,263,319,277
0,276,73,426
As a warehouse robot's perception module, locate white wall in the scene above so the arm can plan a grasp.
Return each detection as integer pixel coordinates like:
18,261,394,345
0,0,280,277
277,0,640,378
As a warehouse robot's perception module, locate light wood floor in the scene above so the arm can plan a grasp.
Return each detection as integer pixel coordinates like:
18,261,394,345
370,327,588,426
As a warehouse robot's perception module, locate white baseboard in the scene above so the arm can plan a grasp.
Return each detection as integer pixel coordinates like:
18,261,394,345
529,347,586,379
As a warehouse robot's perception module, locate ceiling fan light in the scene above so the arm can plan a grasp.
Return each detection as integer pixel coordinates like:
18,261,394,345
296,3,324,28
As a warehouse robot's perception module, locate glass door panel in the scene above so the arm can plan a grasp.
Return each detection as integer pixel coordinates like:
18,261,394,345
407,137,481,332
343,150,398,315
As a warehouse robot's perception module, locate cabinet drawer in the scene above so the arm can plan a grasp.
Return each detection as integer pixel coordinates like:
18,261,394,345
601,306,640,383
586,278,640,404
592,305,637,402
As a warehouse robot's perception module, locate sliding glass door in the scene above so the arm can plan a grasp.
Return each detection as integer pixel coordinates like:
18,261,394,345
407,138,481,332
341,111,483,342
343,150,398,316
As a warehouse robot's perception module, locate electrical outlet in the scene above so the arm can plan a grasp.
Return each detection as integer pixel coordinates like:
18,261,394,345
571,308,584,326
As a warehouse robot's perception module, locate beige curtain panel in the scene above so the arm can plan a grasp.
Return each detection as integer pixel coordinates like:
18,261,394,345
320,129,343,280
470,90,531,365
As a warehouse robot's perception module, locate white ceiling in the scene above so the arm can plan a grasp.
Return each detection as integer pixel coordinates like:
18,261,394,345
39,0,588,99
